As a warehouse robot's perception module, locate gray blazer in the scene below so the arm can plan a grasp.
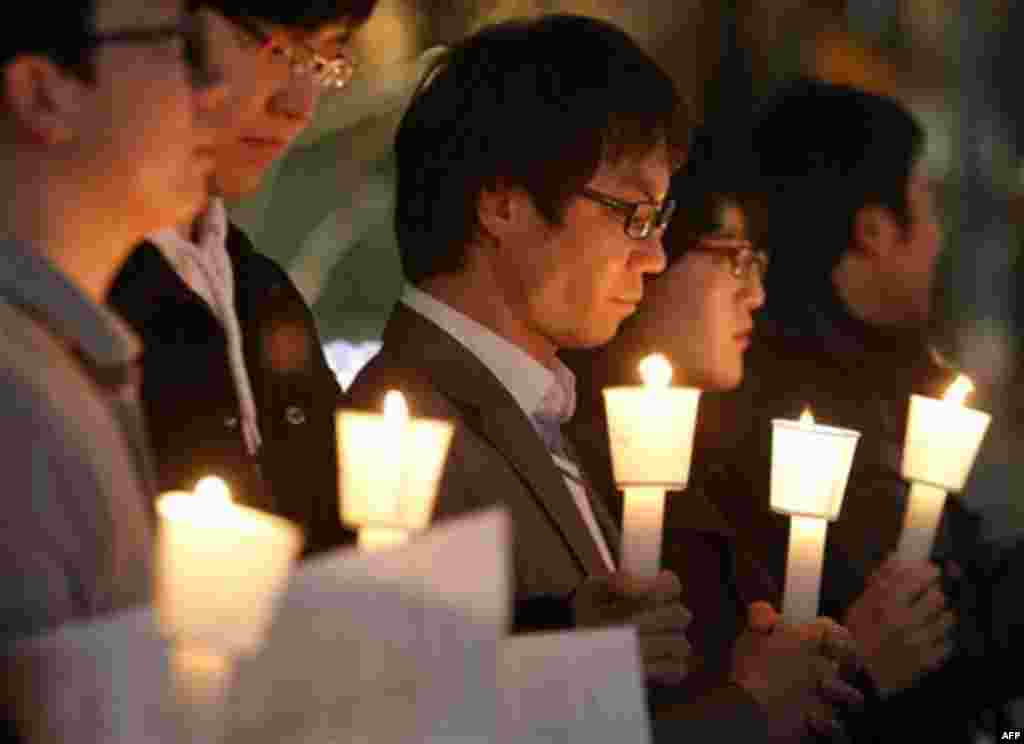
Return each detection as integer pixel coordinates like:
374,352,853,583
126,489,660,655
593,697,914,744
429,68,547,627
347,303,620,604
0,241,153,649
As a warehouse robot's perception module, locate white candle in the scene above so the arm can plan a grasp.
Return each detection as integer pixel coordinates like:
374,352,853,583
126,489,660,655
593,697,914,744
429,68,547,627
603,354,702,578
155,477,303,654
771,410,860,624
155,477,303,742
897,375,991,562
896,482,948,563
620,486,668,580
337,391,454,550
781,514,829,625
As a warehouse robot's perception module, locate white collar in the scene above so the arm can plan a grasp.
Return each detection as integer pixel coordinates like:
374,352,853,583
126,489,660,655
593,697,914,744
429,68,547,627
400,285,575,422
147,198,228,270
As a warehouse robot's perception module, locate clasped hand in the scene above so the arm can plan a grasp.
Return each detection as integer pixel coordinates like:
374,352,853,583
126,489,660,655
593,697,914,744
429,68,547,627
572,570,693,686
731,601,864,742
843,556,955,697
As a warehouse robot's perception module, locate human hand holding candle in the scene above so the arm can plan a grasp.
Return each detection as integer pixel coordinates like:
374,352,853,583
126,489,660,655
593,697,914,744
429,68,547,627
155,476,303,741
771,409,860,624
897,375,991,563
603,354,701,579
336,390,454,550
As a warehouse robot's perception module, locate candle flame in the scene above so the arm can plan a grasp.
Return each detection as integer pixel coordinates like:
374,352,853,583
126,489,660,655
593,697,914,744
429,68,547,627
383,390,409,422
194,476,232,505
799,408,814,424
943,375,974,406
638,353,673,387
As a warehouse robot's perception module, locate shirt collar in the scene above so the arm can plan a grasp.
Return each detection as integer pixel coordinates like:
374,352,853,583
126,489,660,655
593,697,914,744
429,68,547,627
147,198,228,271
0,237,140,371
400,285,576,423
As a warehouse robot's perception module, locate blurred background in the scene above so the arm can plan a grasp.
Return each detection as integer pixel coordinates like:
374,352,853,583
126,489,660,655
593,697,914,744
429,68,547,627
228,0,1024,542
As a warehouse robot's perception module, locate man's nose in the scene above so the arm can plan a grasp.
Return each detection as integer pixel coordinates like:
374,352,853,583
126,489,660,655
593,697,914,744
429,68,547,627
636,233,667,275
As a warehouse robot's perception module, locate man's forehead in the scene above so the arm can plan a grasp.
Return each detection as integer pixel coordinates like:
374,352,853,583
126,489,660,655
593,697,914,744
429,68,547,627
597,149,672,199
95,0,182,30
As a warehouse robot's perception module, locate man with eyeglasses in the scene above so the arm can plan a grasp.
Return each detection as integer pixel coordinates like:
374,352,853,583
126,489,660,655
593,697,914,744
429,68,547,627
347,16,861,742
109,0,377,557
0,0,225,735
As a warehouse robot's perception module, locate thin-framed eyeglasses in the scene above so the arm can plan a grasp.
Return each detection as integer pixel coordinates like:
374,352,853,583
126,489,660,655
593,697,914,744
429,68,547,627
224,14,357,91
691,236,768,281
579,186,677,240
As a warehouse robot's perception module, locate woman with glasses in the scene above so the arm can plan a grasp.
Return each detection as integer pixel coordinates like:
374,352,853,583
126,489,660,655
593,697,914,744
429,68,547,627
108,0,375,557
561,136,831,718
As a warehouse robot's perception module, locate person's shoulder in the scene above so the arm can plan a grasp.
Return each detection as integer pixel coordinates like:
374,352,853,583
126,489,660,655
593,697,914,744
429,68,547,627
0,306,92,471
346,345,460,422
0,301,70,388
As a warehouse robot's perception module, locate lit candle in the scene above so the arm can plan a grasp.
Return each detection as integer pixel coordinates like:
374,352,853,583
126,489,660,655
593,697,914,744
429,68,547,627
897,375,991,562
155,476,303,741
336,391,455,550
603,354,702,578
771,409,860,623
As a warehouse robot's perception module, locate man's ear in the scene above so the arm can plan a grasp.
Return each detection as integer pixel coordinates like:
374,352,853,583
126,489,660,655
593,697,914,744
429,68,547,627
477,180,516,242
852,205,897,260
2,56,81,145
477,180,542,243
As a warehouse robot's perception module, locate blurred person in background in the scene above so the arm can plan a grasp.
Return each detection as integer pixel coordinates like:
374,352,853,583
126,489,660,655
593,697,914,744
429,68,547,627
691,78,1024,742
0,0,224,737
109,0,378,557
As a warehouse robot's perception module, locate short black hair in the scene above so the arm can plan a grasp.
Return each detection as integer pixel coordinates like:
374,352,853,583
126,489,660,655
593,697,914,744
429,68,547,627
750,78,925,298
0,2,96,79
202,0,377,32
394,13,686,285
662,124,758,267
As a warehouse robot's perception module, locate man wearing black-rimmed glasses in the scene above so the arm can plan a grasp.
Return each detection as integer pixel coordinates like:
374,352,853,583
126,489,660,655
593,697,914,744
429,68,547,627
348,2,694,709
0,0,225,734
109,0,378,558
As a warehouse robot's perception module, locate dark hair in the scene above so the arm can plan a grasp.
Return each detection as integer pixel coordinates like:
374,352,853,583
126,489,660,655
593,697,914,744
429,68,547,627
0,2,96,80
661,124,758,267
203,0,377,32
394,13,686,284
750,78,925,302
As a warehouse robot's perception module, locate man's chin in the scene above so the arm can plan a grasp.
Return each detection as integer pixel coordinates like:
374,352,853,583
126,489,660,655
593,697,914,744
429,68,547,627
211,170,268,203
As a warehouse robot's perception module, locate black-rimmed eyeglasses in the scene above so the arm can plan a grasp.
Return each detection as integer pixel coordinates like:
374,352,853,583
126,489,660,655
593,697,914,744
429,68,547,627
579,187,677,240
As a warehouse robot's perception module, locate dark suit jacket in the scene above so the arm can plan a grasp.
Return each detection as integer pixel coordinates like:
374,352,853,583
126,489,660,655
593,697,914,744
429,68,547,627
108,224,352,557
347,303,619,602
348,303,771,740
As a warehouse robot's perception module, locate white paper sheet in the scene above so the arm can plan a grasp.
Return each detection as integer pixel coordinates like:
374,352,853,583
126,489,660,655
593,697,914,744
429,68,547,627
498,627,652,744
4,508,510,744
3,607,179,744
223,507,510,744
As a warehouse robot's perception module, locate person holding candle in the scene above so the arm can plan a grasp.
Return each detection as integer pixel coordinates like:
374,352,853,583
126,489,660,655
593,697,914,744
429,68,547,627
108,0,379,557
564,130,866,741
348,16,861,741
688,79,1022,742
0,0,226,736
